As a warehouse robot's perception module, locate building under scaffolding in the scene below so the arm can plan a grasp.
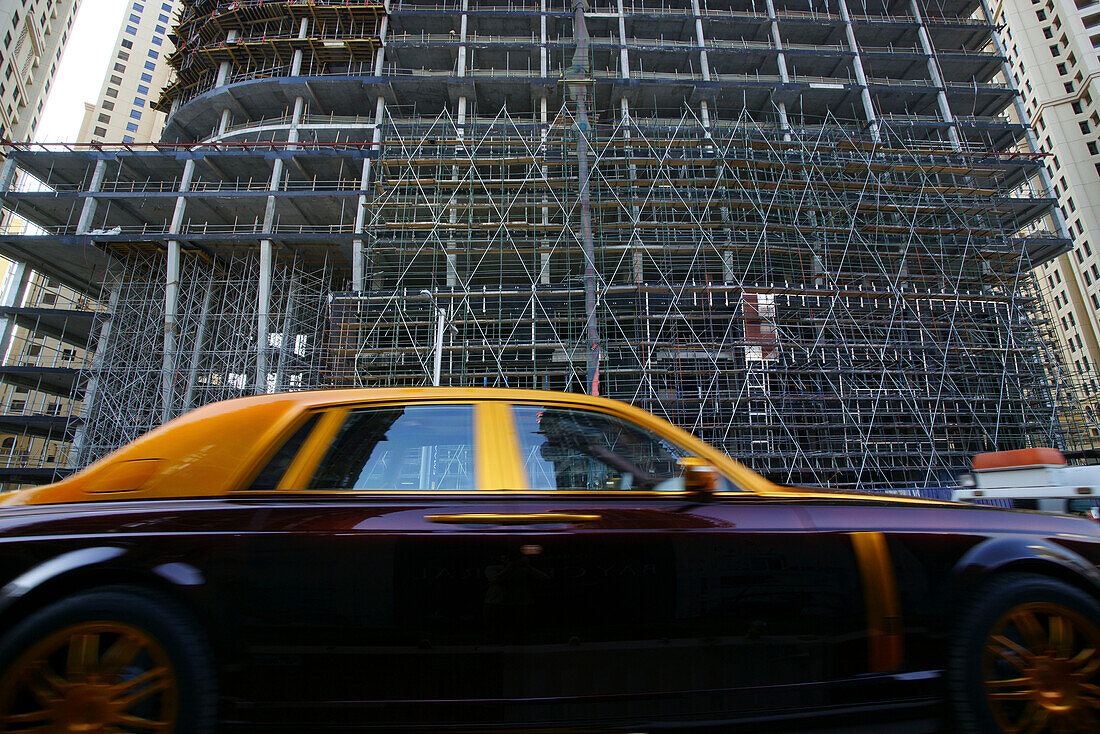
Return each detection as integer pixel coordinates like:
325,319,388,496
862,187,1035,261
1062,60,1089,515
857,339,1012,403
0,0,1089,489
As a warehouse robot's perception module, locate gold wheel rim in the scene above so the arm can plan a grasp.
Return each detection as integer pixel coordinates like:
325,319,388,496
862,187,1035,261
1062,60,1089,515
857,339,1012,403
0,621,178,733
983,601,1100,733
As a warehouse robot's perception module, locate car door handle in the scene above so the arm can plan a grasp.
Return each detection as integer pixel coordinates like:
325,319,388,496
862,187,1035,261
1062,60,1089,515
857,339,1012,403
424,513,602,525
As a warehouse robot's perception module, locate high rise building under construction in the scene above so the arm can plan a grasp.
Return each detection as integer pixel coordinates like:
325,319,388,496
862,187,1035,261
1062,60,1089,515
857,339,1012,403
0,0,1088,490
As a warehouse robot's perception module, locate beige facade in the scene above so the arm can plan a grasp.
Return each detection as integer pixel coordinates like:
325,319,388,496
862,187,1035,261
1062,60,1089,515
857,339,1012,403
76,0,178,143
996,0,1100,434
0,0,80,142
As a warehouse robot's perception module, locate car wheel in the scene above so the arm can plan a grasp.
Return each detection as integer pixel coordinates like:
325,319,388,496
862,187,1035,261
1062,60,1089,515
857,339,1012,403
0,585,215,733
949,572,1100,733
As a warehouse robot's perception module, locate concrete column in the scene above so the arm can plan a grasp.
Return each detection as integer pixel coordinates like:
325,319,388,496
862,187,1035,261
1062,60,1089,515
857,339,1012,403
217,108,232,136
215,29,239,86
353,12,390,291
75,159,108,235
910,0,961,150
161,157,196,421
0,261,29,364
0,155,17,193
256,156,287,392
837,0,880,142
291,17,309,75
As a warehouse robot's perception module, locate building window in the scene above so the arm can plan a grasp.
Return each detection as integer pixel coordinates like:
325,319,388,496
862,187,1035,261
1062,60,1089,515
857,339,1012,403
133,2,145,11
1088,141,1098,155
126,122,138,132
122,135,135,143
140,72,152,82
137,84,149,95
93,126,107,137
144,61,156,71
147,50,158,59
1066,82,1075,93
125,25,137,35
98,113,110,123
118,51,129,61
1044,27,1053,38
1058,63,1068,75
129,13,141,23
106,87,117,98
162,2,172,11
1051,44,1061,56
1037,9,1047,19
103,100,115,110
130,109,141,120
155,24,165,34
133,97,145,107
110,74,123,85
151,36,162,45
121,39,133,50
114,63,126,72
158,13,169,22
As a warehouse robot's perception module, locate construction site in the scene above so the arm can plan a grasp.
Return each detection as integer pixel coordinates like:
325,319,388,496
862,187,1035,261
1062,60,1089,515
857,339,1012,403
0,0,1091,490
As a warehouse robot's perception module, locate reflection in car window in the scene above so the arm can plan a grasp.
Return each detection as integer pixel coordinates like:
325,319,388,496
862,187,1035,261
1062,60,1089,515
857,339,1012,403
309,405,474,491
248,412,322,490
513,405,691,491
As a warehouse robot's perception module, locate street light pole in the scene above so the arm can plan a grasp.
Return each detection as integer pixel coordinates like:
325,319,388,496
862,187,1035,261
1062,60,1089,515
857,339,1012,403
421,290,446,387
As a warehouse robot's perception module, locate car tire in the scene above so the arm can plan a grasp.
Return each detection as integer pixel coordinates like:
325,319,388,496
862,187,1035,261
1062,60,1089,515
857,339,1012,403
0,584,216,733
948,572,1100,733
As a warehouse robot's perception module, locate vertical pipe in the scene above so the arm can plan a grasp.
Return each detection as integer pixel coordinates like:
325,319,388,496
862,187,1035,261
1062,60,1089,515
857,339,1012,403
568,0,598,394
69,276,122,470
183,274,214,411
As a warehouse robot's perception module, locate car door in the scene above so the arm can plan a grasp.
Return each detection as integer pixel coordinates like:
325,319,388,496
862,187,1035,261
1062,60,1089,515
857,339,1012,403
416,400,872,726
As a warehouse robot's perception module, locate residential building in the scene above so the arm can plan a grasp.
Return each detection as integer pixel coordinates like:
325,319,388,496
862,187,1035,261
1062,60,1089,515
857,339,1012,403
76,0,179,144
0,0,80,142
994,0,1100,449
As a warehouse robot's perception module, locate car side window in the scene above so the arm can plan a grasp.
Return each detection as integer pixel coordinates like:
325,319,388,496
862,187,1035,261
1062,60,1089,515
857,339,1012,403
513,405,692,491
248,412,322,490
308,404,475,491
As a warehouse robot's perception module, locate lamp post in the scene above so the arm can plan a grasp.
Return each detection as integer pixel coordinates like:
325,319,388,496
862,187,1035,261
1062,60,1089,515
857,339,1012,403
420,290,446,386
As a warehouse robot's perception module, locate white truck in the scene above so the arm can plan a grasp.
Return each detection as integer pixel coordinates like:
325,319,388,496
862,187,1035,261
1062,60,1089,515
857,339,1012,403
953,447,1100,518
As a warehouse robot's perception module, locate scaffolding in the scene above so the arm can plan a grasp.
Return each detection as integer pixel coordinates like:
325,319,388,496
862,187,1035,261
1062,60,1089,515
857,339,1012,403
70,251,330,468
324,104,1070,488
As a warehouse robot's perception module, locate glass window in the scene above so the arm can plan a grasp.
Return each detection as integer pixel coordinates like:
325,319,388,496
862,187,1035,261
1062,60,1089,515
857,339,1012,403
126,122,139,132
140,72,153,82
122,136,135,143
145,61,156,71
155,24,165,33
125,25,137,35
129,13,141,22
130,109,142,120
309,405,475,491
159,13,169,22
137,84,149,95
513,405,700,492
152,36,162,45
134,96,145,107
133,2,145,11
249,413,322,490
148,50,159,59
